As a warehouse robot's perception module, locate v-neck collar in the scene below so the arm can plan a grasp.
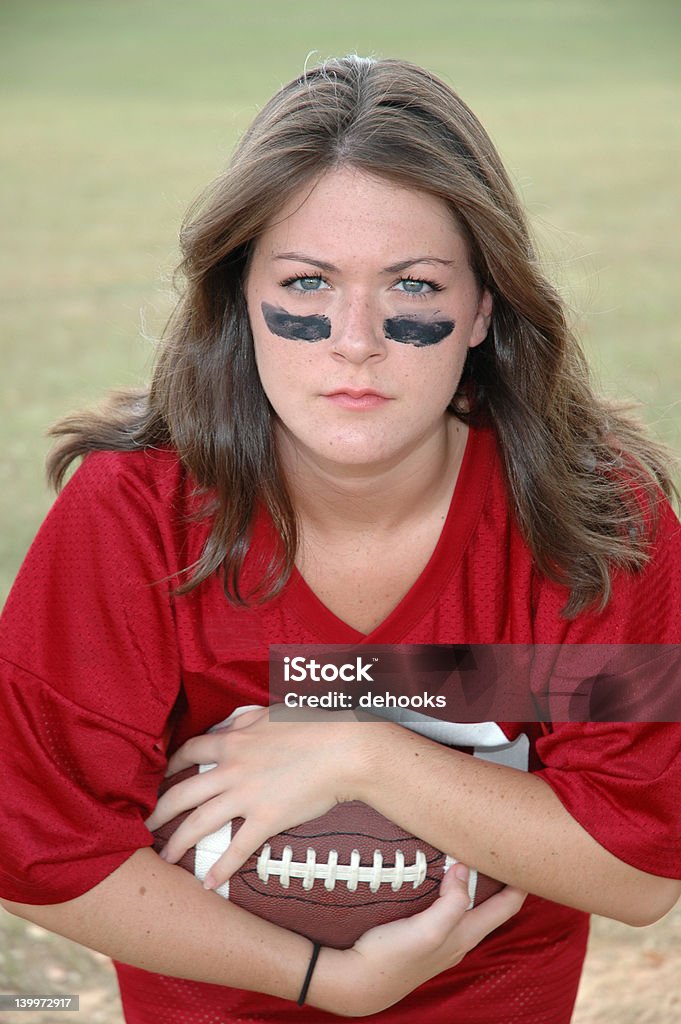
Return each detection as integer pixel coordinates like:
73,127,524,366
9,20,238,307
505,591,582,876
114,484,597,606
283,426,496,643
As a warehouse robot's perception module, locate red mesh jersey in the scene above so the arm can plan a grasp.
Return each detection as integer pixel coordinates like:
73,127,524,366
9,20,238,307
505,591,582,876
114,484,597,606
2,426,680,1023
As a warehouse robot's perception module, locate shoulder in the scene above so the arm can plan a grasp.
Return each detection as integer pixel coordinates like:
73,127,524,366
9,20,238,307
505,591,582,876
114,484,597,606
533,494,681,643
0,448,191,716
62,446,191,509
5,447,209,623
477,426,681,641
45,446,211,543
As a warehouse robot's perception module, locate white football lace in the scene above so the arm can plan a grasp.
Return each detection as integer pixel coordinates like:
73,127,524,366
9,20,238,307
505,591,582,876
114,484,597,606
255,845,429,892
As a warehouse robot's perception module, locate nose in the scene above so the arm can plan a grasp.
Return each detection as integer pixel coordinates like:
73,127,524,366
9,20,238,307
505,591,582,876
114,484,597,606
330,294,388,364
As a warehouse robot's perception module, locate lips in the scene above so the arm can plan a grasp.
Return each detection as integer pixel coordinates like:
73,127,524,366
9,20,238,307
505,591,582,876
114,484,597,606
325,388,389,399
323,388,391,410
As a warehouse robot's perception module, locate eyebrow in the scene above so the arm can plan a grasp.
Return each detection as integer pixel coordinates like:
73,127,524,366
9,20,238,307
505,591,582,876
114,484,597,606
273,252,455,274
384,257,455,273
274,252,339,273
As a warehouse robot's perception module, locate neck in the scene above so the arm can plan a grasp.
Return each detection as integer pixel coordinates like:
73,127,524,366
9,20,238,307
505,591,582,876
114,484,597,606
278,418,468,533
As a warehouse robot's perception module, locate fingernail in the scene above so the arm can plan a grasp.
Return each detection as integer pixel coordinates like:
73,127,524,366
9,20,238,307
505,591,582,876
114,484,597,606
159,847,169,861
203,873,216,890
454,863,469,883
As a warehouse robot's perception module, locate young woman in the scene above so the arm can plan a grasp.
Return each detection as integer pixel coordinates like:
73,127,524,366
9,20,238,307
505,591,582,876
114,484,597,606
1,56,680,1024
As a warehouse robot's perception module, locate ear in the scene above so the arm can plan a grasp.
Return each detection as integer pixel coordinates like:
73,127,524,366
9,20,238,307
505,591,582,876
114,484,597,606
469,288,493,349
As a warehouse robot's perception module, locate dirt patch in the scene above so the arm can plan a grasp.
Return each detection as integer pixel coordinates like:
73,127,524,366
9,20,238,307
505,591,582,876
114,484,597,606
0,913,122,1022
573,904,681,1024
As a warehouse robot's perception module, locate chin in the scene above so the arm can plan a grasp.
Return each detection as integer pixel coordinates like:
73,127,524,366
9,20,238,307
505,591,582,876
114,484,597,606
277,421,428,472
314,441,409,469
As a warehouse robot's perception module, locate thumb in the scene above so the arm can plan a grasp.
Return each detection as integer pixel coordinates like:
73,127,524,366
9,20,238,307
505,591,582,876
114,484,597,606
402,864,471,941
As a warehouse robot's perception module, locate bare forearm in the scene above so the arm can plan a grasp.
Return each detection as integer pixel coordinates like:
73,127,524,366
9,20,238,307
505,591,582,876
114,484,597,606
1,845,527,1018
1,848,312,1002
355,723,681,926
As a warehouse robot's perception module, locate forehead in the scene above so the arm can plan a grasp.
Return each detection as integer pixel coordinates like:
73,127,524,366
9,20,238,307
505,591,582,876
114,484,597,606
251,167,470,265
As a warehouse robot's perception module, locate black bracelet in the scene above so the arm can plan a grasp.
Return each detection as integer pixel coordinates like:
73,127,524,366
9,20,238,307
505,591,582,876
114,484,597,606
297,941,322,1006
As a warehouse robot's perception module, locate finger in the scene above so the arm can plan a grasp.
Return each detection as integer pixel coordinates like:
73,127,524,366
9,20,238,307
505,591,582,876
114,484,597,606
165,734,225,775
202,818,272,890
226,707,268,730
144,765,220,831
414,862,472,912
159,793,239,864
356,863,472,952
450,885,527,949
404,864,472,937
440,861,470,895
166,708,268,775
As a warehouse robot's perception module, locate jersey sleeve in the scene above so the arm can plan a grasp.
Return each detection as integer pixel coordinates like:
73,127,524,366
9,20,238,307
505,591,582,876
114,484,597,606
536,721,681,876
0,451,183,904
535,498,681,878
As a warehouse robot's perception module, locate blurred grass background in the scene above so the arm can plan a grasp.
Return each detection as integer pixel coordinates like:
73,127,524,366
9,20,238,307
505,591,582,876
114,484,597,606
1,2,680,1020
1,0,680,599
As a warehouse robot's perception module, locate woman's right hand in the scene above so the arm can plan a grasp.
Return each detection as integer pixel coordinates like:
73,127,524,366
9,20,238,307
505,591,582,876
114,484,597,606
312,866,526,1017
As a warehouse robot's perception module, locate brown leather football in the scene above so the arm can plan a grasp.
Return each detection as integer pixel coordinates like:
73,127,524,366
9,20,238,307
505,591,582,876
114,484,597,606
151,766,504,948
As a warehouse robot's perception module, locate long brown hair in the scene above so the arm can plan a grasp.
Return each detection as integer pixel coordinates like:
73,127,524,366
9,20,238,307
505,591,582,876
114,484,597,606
47,55,676,615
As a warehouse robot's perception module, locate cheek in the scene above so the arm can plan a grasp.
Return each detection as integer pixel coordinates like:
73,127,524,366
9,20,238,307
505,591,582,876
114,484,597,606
254,334,283,390
399,341,471,404
253,332,310,404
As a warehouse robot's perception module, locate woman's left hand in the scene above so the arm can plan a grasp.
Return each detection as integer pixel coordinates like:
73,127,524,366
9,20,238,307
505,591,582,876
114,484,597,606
145,705,377,890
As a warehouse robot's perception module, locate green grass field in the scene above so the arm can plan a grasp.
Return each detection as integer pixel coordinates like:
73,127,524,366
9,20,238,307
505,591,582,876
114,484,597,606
1,0,680,600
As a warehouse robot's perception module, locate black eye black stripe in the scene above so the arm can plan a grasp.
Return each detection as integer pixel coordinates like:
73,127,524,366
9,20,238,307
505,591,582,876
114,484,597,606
262,302,331,342
261,303,455,347
383,317,455,347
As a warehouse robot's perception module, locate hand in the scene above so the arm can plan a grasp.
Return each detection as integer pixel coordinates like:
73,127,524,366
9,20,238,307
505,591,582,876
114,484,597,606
315,867,527,1017
145,705,374,888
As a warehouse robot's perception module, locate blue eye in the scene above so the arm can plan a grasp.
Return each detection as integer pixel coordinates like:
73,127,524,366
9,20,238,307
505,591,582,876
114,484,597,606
283,275,330,292
395,277,442,295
